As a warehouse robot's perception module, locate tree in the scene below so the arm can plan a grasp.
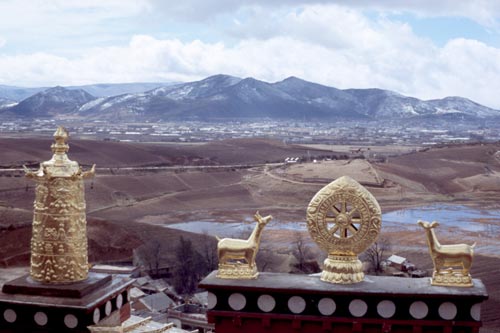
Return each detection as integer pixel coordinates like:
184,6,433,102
362,236,392,275
135,240,163,278
200,232,218,272
171,236,206,295
290,232,320,274
256,244,283,272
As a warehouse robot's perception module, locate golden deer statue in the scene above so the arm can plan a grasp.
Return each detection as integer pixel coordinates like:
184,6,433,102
216,211,272,279
418,220,475,287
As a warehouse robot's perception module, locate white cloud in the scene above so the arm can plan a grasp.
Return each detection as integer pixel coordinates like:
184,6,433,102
0,0,150,54
150,0,500,28
1,3,500,109
332,0,500,28
1,29,500,109
0,37,5,48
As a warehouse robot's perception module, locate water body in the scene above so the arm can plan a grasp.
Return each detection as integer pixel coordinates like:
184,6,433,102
165,204,500,255
383,204,500,233
166,220,308,238
167,204,499,234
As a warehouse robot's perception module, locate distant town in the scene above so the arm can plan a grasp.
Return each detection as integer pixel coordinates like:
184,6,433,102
1,118,498,146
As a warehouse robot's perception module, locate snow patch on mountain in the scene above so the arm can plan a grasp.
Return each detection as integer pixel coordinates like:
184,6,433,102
165,86,194,100
435,107,463,115
79,97,106,112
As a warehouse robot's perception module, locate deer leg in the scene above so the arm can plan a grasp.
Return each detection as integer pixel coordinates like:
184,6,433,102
462,257,471,275
434,257,443,273
218,250,226,266
245,250,253,268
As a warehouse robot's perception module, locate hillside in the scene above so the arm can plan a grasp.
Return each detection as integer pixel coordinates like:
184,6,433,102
1,139,499,330
5,86,95,117
1,75,499,121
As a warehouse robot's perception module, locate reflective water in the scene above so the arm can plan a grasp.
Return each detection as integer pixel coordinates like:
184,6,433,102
166,220,308,238
166,204,500,236
383,204,500,233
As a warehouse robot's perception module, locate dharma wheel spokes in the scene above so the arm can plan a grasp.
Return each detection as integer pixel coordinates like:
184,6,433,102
325,201,361,239
307,176,381,284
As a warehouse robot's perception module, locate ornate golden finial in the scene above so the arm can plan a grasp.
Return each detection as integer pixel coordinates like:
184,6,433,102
51,126,69,155
24,127,95,283
307,176,381,284
216,211,272,279
418,220,475,287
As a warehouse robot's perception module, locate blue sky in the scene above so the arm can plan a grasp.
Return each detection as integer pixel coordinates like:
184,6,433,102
1,0,500,108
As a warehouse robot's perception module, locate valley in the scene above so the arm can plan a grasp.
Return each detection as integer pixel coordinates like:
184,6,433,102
1,137,499,329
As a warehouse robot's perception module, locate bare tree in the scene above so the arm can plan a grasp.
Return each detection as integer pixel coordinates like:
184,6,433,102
135,240,163,278
256,244,283,272
201,232,218,272
290,232,320,274
362,236,392,275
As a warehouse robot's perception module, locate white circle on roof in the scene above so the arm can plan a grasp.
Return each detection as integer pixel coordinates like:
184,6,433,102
288,296,306,314
34,311,48,326
3,309,16,323
349,299,368,317
471,303,481,321
377,300,396,318
228,293,246,311
207,292,217,310
105,301,112,316
116,294,123,309
257,295,276,312
318,298,336,316
64,314,78,329
410,301,428,319
439,302,457,320
93,308,100,324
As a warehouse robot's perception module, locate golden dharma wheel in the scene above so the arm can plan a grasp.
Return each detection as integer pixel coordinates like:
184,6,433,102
306,176,381,283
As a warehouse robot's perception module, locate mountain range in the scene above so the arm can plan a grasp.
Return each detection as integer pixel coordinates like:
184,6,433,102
1,75,499,121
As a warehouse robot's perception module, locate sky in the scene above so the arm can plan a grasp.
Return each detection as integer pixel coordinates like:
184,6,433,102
1,0,500,108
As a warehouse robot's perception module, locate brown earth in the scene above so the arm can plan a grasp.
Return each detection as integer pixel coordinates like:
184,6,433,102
0,137,325,168
1,138,500,330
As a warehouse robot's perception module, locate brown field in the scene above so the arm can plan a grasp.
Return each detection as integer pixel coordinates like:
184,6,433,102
1,138,500,330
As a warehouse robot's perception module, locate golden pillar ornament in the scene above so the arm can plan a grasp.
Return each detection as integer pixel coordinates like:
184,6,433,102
307,176,381,284
24,126,95,283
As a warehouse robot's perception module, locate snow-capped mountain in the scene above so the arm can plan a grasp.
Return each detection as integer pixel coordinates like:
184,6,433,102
343,89,499,118
0,82,174,102
2,75,499,121
66,82,175,98
76,74,499,121
149,74,241,100
424,96,500,118
77,75,369,121
4,86,96,117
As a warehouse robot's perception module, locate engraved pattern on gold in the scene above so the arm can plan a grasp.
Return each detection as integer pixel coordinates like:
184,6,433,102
307,176,381,284
418,220,475,287
216,211,272,279
25,127,95,283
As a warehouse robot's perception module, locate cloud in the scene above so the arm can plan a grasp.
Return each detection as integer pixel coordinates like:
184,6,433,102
1,28,500,109
149,0,500,28
0,0,150,53
0,37,5,48
1,3,500,109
